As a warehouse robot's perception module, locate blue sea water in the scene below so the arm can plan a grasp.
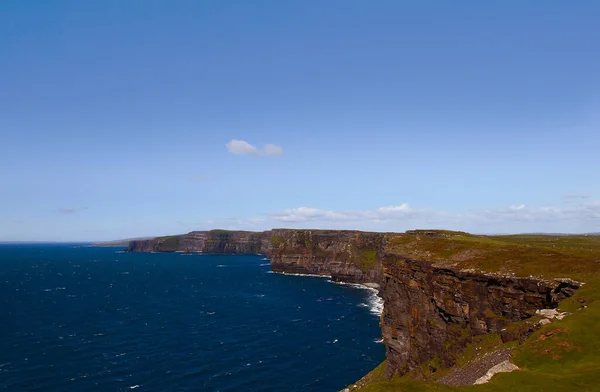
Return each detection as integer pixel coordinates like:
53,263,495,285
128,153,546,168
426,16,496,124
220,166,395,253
0,244,385,392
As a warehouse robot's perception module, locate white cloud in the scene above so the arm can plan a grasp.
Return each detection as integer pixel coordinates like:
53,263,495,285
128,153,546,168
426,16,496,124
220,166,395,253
226,139,260,155
377,204,411,213
57,207,87,214
226,140,283,156
261,202,600,234
271,207,358,222
269,204,420,225
264,144,284,156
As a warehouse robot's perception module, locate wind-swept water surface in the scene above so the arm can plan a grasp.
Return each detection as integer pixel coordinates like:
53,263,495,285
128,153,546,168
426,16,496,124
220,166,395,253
0,245,384,391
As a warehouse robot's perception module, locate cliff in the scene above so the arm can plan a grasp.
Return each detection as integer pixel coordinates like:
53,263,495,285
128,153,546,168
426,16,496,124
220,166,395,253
269,229,584,380
380,254,579,378
356,232,600,391
127,229,385,285
269,229,385,284
127,230,272,254
91,237,155,247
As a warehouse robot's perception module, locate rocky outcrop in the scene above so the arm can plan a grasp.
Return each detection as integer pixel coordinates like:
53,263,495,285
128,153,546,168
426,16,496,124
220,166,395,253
379,254,580,378
269,229,385,284
127,230,273,254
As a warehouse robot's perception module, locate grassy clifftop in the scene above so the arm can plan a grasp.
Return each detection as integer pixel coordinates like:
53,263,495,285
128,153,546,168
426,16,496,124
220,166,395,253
357,233,600,391
386,232,600,281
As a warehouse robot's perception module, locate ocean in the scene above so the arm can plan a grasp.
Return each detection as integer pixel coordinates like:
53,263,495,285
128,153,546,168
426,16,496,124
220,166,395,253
0,244,385,391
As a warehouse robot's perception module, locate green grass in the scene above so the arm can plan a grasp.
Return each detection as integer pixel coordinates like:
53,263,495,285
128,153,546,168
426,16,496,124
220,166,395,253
386,233,600,281
153,235,180,251
357,249,378,271
356,234,600,391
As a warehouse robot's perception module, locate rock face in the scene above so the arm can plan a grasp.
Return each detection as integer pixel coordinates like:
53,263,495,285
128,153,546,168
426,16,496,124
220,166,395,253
127,230,273,254
269,229,385,284
380,254,580,377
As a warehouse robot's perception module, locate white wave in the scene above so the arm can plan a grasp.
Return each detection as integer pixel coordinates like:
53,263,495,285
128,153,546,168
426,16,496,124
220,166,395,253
216,265,227,268
268,271,384,315
329,280,384,316
367,292,384,316
259,263,270,266
375,338,384,343
268,271,331,279
260,257,269,261
129,385,140,389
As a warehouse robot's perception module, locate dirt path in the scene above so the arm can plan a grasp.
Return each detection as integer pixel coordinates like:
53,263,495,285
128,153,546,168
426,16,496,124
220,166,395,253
438,348,514,386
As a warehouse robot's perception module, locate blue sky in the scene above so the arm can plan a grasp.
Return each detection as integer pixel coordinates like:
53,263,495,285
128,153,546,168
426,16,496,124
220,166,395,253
1,1,599,241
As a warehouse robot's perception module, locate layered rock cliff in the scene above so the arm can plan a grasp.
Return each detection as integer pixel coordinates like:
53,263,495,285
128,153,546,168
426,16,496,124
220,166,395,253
380,253,579,378
268,229,581,378
269,229,385,284
127,230,272,254
127,229,386,284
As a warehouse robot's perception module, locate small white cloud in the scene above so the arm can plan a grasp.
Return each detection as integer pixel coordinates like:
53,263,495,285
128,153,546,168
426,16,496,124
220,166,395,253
377,204,411,213
271,207,358,223
509,204,526,210
226,139,260,155
271,204,418,223
57,207,87,214
264,144,284,156
226,140,283,156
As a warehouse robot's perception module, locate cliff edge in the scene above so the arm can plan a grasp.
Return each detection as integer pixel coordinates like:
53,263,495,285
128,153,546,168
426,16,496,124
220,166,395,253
127,230,272,254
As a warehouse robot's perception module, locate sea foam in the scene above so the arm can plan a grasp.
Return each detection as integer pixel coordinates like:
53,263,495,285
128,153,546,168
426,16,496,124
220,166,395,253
328,281,384,316
269,271,383,316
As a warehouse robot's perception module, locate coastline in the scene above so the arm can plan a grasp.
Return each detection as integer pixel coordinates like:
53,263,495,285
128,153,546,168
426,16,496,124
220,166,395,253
267,269,384,317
